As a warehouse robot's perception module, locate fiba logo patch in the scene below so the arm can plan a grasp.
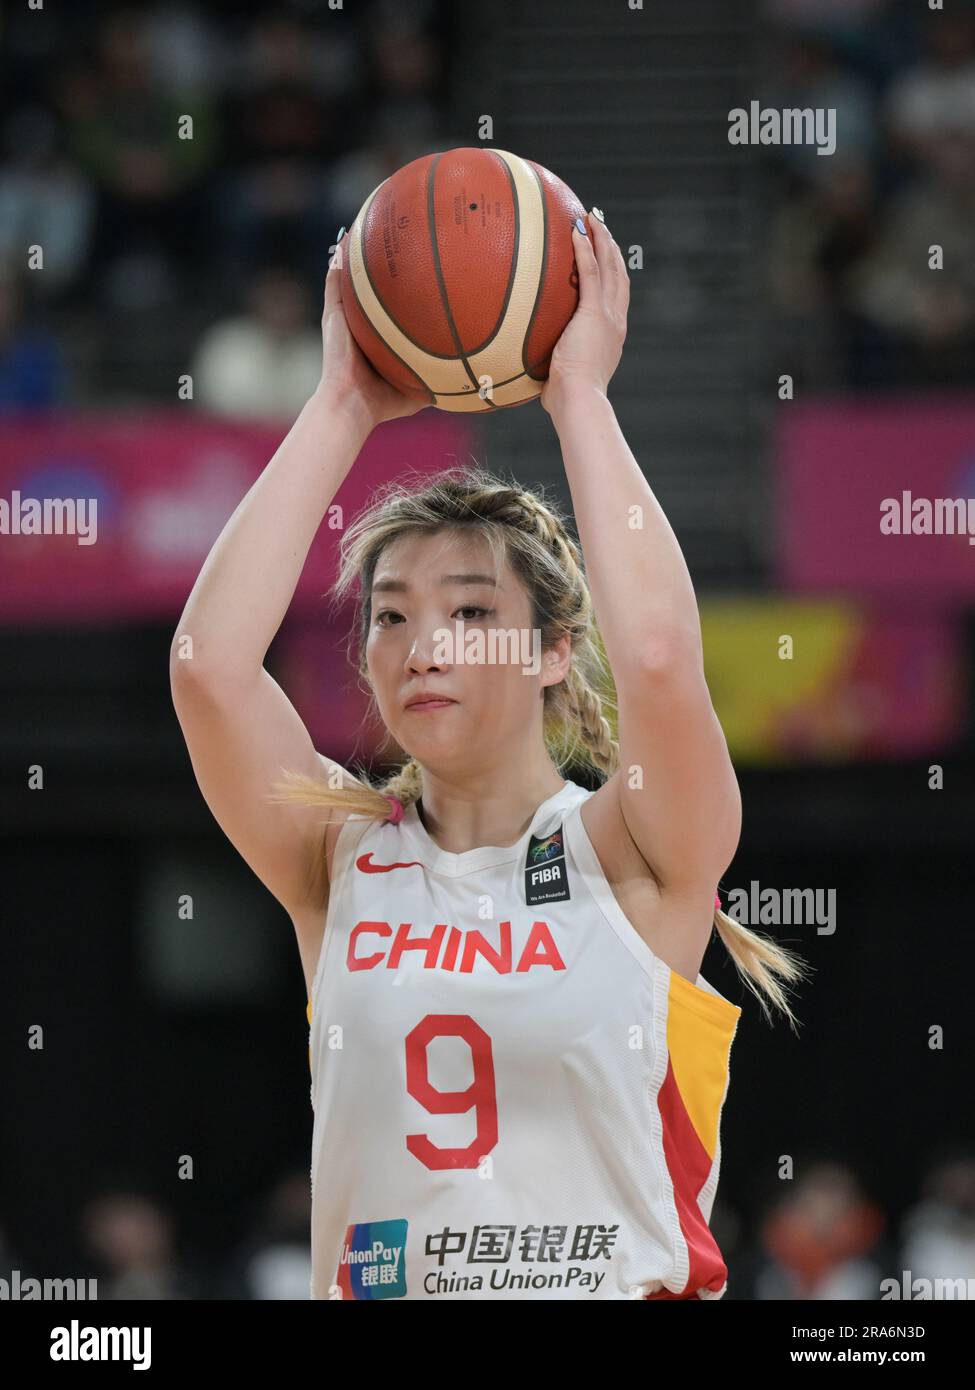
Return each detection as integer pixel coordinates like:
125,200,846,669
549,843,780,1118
336,1219,408,1300
525,821,571,905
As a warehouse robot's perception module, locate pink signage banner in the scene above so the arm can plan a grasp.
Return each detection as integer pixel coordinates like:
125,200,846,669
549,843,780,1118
0,409,473,623
776,398,975,601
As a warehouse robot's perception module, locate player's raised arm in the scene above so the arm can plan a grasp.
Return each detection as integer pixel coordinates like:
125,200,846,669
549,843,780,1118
542,213,742,902
170,241,425,919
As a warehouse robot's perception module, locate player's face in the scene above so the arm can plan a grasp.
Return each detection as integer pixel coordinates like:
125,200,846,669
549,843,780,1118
365,529,559,773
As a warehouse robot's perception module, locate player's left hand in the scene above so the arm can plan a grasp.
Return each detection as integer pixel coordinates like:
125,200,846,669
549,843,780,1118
540,210,629,415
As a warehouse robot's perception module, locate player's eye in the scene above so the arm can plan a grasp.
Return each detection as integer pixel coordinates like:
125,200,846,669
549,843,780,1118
375,605,494,628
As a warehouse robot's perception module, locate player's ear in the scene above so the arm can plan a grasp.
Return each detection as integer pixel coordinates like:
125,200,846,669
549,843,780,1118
542,634,572,686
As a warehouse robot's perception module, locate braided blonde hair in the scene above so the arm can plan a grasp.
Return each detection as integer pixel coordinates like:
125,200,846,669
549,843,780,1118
271,463,808,1029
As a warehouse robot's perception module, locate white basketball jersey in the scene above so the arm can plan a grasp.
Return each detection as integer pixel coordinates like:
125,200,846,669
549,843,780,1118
306,778,741,1301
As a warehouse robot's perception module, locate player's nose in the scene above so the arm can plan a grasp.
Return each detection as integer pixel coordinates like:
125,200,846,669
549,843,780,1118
405,631,448,671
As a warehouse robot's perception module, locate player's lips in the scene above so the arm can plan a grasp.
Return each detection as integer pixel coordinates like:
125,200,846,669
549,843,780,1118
404,692,458,712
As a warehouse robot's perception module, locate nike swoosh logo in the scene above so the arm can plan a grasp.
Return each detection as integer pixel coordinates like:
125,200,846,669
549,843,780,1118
356,852,425,874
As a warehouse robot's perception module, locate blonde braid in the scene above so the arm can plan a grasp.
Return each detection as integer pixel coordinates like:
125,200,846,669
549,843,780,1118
564,665,619,778
512,498,619,775
381,755,424,810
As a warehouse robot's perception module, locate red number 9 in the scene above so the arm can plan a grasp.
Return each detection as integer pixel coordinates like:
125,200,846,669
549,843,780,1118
404,1014,499,1169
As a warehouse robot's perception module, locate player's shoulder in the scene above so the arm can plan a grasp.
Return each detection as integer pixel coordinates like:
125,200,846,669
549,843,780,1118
316,754,382,881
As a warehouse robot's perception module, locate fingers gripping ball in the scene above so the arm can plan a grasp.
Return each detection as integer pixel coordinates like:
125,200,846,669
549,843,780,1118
339,147,588,412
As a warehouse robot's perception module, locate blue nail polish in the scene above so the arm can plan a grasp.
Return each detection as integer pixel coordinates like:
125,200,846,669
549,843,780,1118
336,226,346,240
574,216,587,235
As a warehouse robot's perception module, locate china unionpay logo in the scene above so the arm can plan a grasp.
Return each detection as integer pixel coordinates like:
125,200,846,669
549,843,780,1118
336,1219,408,1300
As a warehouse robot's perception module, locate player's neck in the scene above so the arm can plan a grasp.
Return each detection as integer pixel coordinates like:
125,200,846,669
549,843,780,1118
415,772,568,855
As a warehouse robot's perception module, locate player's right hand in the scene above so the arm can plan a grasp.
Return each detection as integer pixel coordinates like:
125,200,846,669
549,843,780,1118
318,230,428,430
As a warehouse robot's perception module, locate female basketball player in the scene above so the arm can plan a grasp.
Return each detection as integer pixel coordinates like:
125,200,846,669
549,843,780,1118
171,211,807,1302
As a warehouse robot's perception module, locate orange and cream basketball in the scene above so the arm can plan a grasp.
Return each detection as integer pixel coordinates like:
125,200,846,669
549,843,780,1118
339,147,588,412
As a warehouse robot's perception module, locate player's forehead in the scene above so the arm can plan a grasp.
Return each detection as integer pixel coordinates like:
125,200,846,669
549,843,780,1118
373,528,515,592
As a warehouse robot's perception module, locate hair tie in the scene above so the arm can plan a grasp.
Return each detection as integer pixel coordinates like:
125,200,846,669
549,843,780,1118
714,892,722,912
384,795,404,825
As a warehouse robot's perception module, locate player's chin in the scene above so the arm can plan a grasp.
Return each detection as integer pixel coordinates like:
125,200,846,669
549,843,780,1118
396,706,474,757
391,703,453,737
398,706,463,741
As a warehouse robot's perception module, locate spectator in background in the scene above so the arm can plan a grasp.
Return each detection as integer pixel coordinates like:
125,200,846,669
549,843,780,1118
0,273,64,410
762,32,878,186
768,158,884,385
326,104,449,239
886,5,975,165
142,2,225,94
0,105,94,300
214,15,364,289
80,1190,200,1299
847,126,975,384
191,264,322,421
753,1163,887,1299
365,0,445,137
329,0,447,235
57,8,218,305
899,1154,975,1289
762,0,919,89
220,1171,312,1299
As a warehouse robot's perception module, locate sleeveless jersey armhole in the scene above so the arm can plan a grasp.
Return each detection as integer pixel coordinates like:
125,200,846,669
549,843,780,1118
307,812,374,1027
561,796,743,1028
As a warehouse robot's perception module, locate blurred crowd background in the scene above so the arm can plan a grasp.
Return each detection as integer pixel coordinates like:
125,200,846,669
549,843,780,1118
763,0,975,388
5,0,975,412
2,0,974,1300
0,0,452,415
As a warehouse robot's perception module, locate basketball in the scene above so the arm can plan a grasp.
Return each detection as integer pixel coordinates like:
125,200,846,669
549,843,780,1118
339,147,588,412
